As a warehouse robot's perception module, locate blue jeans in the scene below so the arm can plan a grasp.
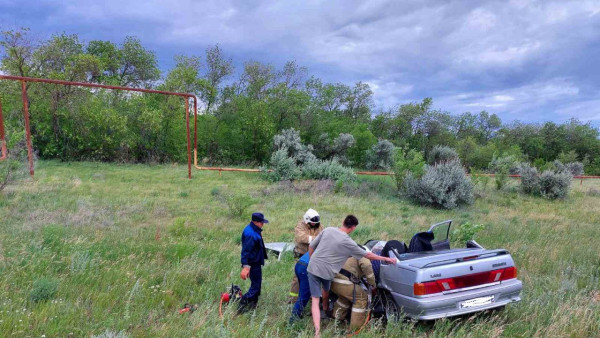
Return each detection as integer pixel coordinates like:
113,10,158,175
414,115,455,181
242,265,262,302
291,262,311,318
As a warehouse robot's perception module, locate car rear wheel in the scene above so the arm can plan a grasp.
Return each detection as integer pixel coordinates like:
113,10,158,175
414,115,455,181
382,292,401,322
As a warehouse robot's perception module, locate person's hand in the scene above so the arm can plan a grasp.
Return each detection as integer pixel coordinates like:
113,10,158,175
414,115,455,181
387,257,397,265
240,267,250,280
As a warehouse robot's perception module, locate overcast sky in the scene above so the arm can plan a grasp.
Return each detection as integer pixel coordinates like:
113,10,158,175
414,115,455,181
1,0,599,125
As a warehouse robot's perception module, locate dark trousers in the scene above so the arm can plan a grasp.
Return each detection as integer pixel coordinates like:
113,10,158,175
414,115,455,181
243,265,262,302
291,262,311,318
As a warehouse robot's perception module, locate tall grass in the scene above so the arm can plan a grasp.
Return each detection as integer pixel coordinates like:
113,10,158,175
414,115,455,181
0,161,598,336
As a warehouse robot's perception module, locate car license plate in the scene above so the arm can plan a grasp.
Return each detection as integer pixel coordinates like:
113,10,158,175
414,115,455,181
460,296,494,309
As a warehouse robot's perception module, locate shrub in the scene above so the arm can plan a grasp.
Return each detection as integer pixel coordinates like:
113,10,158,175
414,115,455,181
565,162,584,176
519,163,572,199
494,170,509,190
223,194,255,218
520,164,540,195
366,139,395,170
489,155,522,175
272,128,316,164
452,222,485,245
301,159,356,182
404,160,474,209
262,148,301,182
489,154,514,190
538,170,572,200
427,145,459,165
392,148,425,191
30,277,59,302
331,133,355,165
553,160,584,176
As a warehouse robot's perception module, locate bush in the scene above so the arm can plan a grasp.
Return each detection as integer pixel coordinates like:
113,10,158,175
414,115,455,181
538,170,572,200
331,133,355,165
565,162,584,176
272,128,316,164
262,148,301,182
301,159,356,182
264,139,355,182
366,139,395,170
392,148,425,191
489,155,522,175
553,160,584,176
427,145,459,165
494,169,509,190
452,222,485,245
519,164,540,194
404,160,474,209
313,133,356,165
30,277,59,302
519,163,572,199
223,194,256,218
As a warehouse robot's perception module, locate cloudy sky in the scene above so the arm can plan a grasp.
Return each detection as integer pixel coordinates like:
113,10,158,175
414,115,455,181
1,0,599,124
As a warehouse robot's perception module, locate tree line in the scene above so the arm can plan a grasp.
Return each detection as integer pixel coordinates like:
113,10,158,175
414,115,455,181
1,28,599,174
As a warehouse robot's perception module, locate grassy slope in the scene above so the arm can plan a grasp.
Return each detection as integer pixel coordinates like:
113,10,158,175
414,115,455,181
0,161,599,337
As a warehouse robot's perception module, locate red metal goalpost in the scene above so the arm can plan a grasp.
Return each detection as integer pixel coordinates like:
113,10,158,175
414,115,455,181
0,75,197,178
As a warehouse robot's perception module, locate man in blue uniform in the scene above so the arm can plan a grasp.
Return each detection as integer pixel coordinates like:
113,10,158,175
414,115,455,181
239,212,269,313
289,252,311,324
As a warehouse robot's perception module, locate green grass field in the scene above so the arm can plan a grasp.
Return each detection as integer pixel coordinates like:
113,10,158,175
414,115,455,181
1,161,599,337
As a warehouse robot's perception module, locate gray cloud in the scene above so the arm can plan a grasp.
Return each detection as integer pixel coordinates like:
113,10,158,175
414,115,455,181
1,0,599,124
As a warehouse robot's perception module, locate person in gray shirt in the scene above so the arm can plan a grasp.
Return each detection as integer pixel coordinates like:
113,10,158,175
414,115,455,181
307,215,396,337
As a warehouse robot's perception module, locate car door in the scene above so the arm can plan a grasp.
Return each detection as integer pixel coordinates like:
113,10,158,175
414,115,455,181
428,220,452,250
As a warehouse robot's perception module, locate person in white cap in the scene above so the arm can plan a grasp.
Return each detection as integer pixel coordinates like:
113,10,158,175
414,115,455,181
288,209,324,303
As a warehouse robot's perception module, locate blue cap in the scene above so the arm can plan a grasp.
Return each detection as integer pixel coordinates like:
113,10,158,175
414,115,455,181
251,212,269,223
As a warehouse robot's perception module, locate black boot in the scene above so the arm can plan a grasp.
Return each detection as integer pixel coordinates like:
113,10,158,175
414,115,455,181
237,297,250,314
237,297,257,314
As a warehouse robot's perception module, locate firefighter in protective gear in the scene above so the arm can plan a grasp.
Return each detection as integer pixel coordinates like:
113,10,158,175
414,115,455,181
288,209,324,303
330,256,376,331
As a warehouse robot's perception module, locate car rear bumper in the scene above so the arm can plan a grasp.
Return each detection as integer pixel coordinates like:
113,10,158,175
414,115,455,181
391,279,522,320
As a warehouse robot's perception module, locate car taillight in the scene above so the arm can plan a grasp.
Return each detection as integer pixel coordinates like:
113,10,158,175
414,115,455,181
414,281,441,296
413,266,517,296
502,266,517,280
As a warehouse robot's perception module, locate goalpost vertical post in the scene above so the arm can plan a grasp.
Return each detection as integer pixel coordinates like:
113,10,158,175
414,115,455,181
20,80,34,176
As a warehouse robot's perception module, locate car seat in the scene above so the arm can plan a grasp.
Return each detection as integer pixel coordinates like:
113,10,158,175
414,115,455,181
407,232,434,253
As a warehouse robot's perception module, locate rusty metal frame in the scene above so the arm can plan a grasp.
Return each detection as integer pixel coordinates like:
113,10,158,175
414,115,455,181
0,75,197,178
0,93,7,161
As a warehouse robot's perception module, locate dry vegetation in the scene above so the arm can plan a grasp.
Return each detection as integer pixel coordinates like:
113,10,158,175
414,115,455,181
0,161,599,337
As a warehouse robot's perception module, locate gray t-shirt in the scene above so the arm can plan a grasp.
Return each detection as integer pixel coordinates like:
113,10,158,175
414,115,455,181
307,227,367,280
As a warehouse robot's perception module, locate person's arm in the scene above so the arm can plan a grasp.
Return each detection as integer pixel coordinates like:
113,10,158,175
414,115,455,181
308,230,324,254
365,252,397,265
359,257,376,287
240,233,252,279
294,221,311,245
